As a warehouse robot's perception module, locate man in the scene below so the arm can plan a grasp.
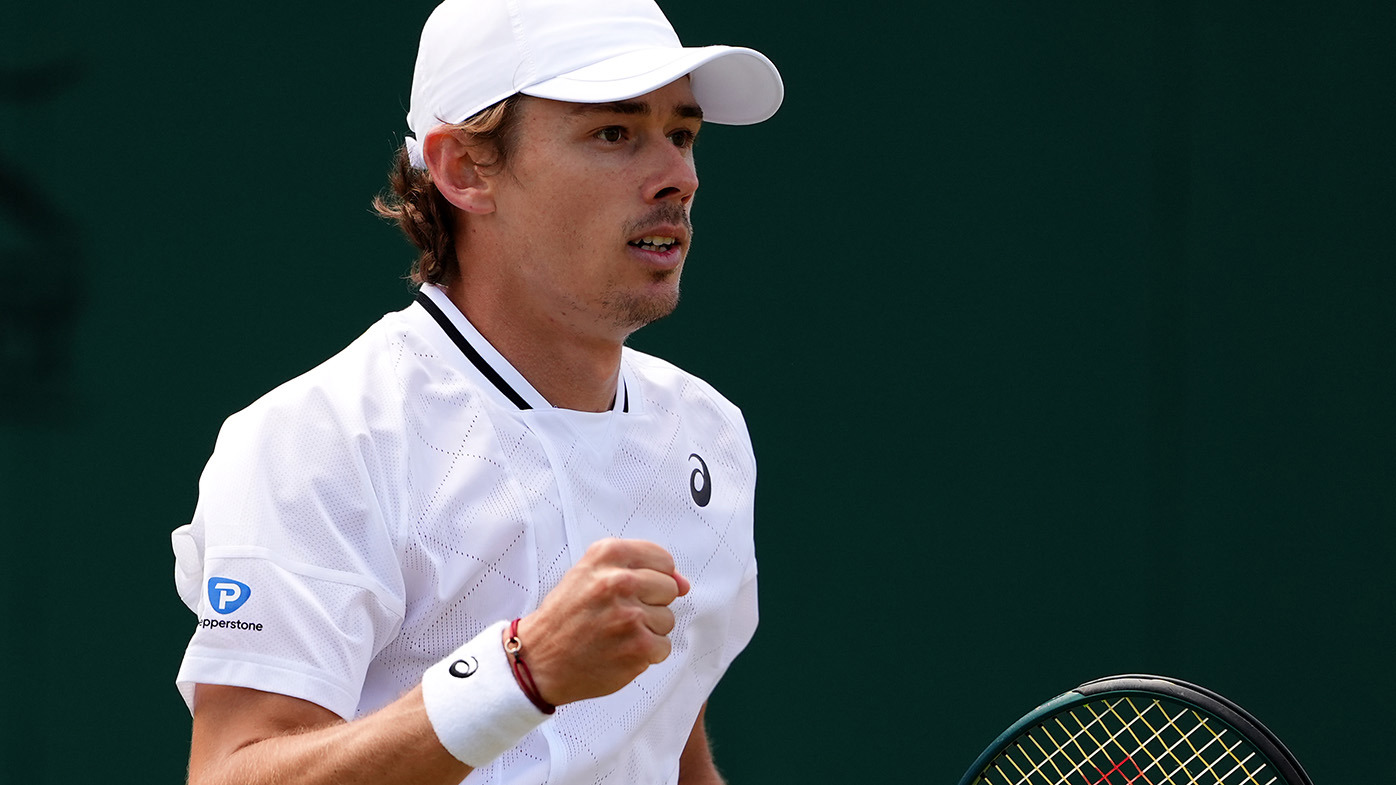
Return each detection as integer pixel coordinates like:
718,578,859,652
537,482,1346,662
170,0,783,783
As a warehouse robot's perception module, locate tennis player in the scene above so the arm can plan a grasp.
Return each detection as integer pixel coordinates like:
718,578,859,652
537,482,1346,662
170,1,782,784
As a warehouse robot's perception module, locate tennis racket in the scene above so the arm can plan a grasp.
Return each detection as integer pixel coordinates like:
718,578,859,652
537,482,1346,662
959,674,1313,785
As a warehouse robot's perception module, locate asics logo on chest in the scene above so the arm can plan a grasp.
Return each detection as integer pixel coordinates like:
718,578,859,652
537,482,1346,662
688,453,712,507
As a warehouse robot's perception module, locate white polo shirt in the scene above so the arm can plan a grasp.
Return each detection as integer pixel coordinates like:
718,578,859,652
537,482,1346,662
173,284,758,785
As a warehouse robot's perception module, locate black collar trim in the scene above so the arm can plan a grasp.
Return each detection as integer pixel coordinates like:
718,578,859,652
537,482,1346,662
414,291,532,410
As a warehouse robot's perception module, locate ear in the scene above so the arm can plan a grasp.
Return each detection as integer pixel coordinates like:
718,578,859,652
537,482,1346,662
423,127,496,215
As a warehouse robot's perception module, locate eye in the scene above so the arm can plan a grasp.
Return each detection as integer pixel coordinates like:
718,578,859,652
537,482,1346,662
669,129,697,148
596,126,626,143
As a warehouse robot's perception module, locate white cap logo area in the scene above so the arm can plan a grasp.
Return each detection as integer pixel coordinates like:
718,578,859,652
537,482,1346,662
404,0,784,167
207,577,252,615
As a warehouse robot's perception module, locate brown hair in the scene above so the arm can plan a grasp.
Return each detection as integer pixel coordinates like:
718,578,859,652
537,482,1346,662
373,95,524,286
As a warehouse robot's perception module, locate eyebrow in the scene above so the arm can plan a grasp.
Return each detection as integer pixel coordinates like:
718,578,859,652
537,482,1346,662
568,100,704,120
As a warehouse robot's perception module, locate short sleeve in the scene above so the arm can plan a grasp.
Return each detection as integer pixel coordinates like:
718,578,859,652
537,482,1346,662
173,371,407,720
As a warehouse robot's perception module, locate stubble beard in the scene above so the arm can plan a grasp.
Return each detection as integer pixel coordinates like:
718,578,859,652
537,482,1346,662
604,269,681,331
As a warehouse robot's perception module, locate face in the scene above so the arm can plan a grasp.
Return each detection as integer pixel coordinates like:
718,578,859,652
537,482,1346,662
474,79,702,343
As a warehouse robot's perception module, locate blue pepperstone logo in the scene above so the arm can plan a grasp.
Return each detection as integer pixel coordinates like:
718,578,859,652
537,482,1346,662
207,577,251,615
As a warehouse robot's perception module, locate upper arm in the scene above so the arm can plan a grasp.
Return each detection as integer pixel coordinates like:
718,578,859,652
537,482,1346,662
189,684,343,782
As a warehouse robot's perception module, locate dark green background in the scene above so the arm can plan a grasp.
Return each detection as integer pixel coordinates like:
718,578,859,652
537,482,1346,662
2,0,1392,781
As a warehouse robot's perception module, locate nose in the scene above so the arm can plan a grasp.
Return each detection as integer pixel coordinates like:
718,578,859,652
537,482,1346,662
644,143,699,205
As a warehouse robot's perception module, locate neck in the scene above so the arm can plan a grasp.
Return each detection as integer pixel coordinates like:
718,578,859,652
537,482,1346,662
440,284,625,413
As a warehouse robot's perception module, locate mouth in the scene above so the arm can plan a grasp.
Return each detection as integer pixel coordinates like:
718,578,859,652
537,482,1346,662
624,210,691,269
627,235,680,253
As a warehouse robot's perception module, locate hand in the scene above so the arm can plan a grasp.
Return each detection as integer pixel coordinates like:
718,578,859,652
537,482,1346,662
509,538,690,706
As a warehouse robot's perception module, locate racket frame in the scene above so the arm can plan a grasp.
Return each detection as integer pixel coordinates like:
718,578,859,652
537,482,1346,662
958,674,1313,785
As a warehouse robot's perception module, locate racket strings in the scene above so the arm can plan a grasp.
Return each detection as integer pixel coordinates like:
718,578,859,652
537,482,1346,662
977,698,1280,785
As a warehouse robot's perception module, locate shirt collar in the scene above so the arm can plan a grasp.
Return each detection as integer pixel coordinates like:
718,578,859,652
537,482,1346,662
414,284,629,413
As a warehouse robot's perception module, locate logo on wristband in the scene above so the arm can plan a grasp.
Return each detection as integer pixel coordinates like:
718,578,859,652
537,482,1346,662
207,577,251,615
449,656,479,678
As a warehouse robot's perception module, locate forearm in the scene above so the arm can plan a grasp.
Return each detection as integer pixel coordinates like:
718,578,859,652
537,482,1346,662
190,685,471,785
675,703,725,785
677,761,726,785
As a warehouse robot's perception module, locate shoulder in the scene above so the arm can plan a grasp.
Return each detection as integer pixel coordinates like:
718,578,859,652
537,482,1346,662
188,303,496,580
623,347,752,447
230,311,407,422
203,305,502,530
201,312,420,525
224,304,489,440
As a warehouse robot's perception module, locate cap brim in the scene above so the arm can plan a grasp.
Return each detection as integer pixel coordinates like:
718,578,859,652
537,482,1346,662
521,45,783,125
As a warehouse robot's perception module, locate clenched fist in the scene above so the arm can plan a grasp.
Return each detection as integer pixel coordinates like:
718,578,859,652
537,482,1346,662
508,538,690,707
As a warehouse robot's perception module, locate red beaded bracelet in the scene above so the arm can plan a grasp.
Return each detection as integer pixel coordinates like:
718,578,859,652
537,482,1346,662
506,617,556,715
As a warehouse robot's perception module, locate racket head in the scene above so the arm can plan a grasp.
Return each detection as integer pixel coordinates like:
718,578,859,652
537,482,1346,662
958,674,1313,785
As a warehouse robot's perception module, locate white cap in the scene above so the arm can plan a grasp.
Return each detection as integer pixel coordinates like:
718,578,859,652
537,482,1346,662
404,0,784,168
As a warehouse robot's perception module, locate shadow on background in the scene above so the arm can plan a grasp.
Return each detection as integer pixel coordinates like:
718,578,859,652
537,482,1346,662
2,1,1392,782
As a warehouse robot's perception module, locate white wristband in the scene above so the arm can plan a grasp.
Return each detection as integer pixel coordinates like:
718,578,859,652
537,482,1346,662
421,620,550,766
